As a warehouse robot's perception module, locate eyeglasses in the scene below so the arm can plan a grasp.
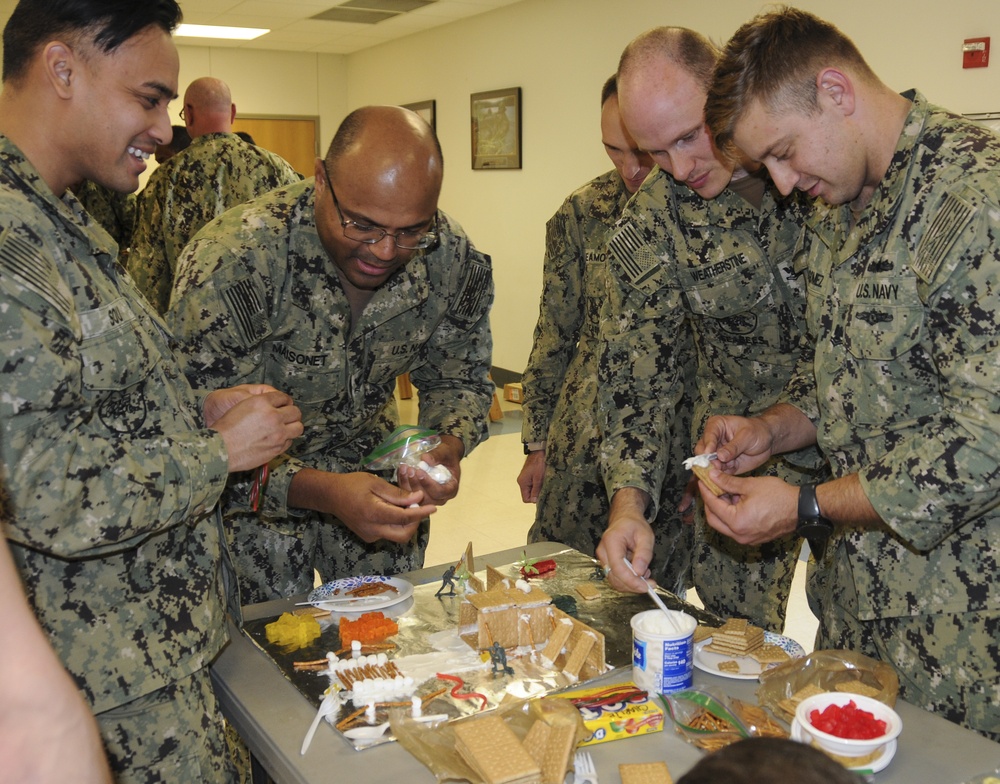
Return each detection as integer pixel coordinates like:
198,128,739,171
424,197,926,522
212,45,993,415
322,161,438,251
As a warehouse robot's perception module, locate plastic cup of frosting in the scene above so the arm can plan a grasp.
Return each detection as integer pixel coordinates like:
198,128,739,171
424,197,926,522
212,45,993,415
630,609,697,694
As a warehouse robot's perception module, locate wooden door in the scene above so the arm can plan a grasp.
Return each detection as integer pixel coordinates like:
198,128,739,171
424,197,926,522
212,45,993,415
232,116,320,178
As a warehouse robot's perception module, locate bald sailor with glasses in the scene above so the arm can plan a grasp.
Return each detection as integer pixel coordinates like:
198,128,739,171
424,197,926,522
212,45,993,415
168,105,495,603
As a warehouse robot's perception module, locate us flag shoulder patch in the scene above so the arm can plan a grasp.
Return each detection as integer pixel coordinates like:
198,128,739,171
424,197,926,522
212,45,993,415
913,191,975,283
451,256,491,322
221,277,269,346
608,222,660,286
0,228,73,321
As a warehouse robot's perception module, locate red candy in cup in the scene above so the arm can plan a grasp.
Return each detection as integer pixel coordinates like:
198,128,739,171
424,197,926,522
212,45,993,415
809,699,888,740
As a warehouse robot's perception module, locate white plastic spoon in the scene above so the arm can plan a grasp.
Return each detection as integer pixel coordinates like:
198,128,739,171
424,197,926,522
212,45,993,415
623,557,683,634
300,691,340,755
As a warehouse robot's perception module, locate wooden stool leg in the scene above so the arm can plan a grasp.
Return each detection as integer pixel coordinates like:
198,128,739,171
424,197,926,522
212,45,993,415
486,373,503,421
489,389,504,422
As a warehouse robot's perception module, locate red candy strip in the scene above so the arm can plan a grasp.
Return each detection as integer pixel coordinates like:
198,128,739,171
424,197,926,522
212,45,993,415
436,673,488,711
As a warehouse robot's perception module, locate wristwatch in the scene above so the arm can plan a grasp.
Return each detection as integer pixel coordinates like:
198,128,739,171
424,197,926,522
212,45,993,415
523,441,546,455
797,483,833,560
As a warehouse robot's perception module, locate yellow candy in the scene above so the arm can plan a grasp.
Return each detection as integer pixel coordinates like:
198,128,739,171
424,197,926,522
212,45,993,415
265,612,321,649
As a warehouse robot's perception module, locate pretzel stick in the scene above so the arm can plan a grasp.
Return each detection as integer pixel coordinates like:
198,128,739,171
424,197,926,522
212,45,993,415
421,687,448,704
293,658,329,670
335,706,368,731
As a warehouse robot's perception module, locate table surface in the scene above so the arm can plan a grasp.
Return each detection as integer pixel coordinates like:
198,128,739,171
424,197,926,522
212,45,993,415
211,542,1000,784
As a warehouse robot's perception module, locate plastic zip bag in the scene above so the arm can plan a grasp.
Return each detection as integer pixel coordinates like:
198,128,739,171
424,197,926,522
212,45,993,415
361,425,453,484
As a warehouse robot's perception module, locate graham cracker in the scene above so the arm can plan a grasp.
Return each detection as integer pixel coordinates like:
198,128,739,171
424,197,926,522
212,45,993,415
575,582,601,601
619,761,673,784
539,618,573,668
454,715,541,784
749,643,791,664
717,659,742,674
693,625,716,643
704,618,764,656
523,719,575,784
777,683,826,718
834,679,881,698
691,463,723,496
561,630,597,683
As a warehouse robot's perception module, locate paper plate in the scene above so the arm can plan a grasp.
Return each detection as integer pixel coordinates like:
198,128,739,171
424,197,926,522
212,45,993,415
306,575,413,612
694,631,805,680
791,717,897,773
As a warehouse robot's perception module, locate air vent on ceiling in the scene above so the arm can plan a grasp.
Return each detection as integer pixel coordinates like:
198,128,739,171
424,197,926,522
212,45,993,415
312,0,436,25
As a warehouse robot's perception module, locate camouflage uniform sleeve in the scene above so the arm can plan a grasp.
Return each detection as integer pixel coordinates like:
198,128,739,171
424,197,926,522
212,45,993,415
410,235,494,455
859,180,1000,551
0,245,229,558
168,234,326,518
127,170,173,314
778,227,822,425
598,211,692,517
520,195,587,444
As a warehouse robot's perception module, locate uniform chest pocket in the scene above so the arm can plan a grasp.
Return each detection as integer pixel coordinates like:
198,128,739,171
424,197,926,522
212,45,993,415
265,340,341,406
679,252,791,365
844,278,924,361
79,313,157,392
682,252,774,322
368,340,425,386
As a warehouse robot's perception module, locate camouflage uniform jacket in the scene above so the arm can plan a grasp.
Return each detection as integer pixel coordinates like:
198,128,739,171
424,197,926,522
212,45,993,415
74,179,136,251
168,178,494,524
601,169,815,515
785,91,1000,620
0,136,231,714
521,170,628,474
128,132,301,313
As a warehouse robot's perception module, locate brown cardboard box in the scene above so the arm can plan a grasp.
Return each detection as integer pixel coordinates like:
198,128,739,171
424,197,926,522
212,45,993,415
503,383,524,403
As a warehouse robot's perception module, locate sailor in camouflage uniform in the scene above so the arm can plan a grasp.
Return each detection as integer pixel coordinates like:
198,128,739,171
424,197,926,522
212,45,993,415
597,28,824,632
701,8,1000,740
128,76,301,314
169,106,494,605
518,77,693,592
0,1,303,779
73,179,137,252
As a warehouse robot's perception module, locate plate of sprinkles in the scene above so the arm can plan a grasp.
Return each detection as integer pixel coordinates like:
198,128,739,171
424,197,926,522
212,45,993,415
307,575,413,612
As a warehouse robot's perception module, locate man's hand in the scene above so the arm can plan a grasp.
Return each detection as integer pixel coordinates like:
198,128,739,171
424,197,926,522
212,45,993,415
291,469,433,543
699,469,798,545
209,389,303,472
203,384,284,427
696,414,775,476
396,434,464,505
516,450,545,503
596,488,656,594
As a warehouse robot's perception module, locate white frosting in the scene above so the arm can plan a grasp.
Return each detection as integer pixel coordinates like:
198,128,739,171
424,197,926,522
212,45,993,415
682,452,716,470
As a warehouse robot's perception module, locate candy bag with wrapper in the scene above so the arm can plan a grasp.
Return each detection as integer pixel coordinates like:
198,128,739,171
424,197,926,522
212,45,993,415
756,648,900,723
362,425,453,484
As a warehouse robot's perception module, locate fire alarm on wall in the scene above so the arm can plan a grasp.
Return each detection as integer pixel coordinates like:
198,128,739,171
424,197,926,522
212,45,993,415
963,37,990,69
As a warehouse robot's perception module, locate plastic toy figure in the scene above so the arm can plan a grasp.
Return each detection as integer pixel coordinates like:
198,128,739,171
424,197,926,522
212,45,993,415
488,641,514,676
435,564,457,597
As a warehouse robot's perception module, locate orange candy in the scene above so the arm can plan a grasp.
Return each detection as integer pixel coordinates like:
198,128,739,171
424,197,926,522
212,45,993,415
339,611,399,647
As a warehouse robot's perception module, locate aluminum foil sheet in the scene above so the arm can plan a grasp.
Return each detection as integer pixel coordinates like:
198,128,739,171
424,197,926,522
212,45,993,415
242,548,721,751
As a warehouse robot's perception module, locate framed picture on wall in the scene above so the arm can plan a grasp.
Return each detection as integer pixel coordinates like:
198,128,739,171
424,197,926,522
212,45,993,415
402,99,436,131
470,87,521,170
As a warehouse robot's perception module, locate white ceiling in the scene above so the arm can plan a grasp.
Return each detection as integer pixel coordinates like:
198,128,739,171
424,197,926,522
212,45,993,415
176,0,527,55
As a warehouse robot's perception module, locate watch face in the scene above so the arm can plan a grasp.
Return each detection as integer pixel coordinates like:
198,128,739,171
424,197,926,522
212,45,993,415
798,520,832,540
798,519,833,560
